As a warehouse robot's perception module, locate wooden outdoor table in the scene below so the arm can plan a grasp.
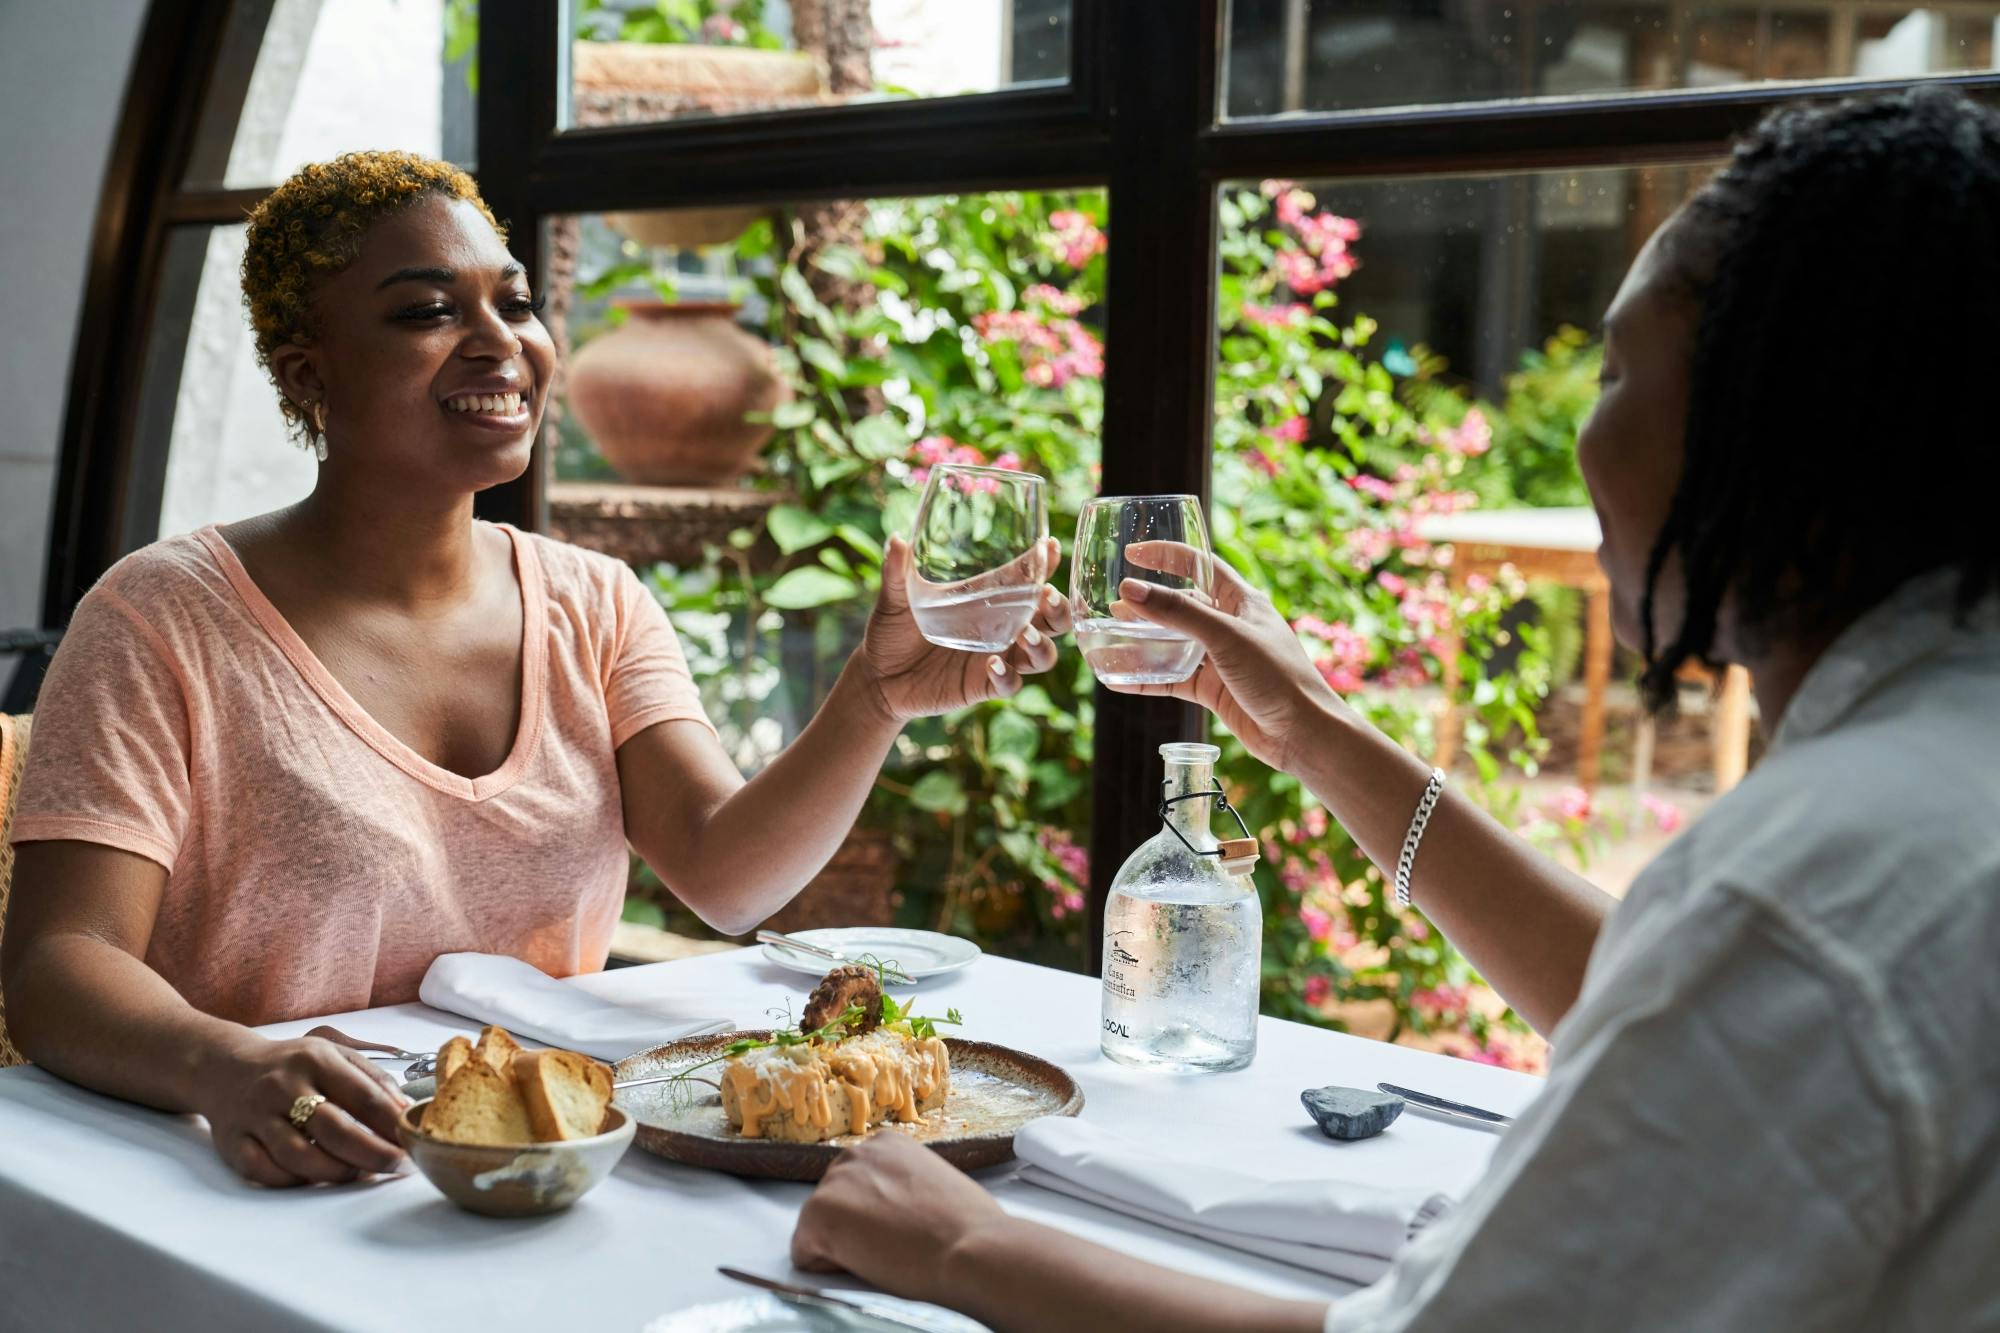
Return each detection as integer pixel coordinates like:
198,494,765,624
1418,508,1751,793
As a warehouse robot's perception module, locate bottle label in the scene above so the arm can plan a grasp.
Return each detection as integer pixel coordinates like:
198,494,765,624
1103,930,1140,1004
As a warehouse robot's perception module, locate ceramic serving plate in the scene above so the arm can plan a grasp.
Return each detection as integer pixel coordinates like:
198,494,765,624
759,928,981,982
615,1032,1081,1182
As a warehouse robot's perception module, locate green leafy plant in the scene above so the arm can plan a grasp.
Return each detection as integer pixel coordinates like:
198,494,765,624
598,182,1600,1065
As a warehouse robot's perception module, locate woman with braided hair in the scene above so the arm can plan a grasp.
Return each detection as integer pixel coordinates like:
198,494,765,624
789,87,2000,1331
1,151,1072,1187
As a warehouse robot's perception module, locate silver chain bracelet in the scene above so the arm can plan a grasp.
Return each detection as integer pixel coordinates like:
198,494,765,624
1393,768,1447,911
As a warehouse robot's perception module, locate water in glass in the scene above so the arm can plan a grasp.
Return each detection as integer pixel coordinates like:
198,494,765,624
1071,496,1212,686
907,464,1049,653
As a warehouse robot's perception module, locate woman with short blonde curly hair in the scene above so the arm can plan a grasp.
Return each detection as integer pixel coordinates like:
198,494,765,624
1,150,1070,1188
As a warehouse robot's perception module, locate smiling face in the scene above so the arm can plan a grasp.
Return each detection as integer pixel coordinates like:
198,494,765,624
266,194,556,497
1574,220,1704,656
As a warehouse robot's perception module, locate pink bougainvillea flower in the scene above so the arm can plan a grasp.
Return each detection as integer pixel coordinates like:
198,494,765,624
701,14,747,43
1264,415,1310,443
1242,301,1309,329
1046,210,1107,268
974,308,1104,389
1412,982,1468,1020
1303,806,1329,839
1642,793,1686,834
1438,407,1493,457
1348,475,1399,503
1247,448,1282,478
1023,282,1085,317
1303,974,1332,1008
1301,905,1335,944
911,435,987,486
1552,785,1593,823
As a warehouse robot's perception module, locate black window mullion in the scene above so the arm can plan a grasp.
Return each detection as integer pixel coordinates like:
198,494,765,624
472,0,563,532
1085,1,1225,970
1199,70,2000,180
45,0,243,628
521,87,1109,217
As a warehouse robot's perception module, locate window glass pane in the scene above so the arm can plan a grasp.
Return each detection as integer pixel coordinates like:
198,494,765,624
183,0,473,190
156,224,319,538
1223,2,2000,119
562,0,1071,132
546,193,1100,968
1209,163,1715,1066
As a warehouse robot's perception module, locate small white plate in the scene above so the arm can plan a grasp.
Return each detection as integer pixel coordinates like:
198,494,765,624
643,1292,989,1332
760,927,981,983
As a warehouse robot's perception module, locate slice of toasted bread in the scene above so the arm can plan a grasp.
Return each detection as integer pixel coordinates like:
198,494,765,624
512,1049,614,1141
425,1059,534,1147
436,1035,474,1086
474,1025,523,1077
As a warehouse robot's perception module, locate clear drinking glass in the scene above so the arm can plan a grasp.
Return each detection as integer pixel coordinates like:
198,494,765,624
1071,495,1213,685
907,464,1050,652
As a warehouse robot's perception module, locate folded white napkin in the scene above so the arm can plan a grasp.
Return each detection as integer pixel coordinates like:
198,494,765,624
1013,1117,1453,1285
417,952,729,1063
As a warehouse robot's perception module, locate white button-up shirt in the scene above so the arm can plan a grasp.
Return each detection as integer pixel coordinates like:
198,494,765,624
1331,570,2000,1330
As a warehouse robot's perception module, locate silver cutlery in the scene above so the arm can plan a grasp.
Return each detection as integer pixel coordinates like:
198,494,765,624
307,1025,441,1071
717,1267,952,1332
1377,1081,1515,1128
755,930,917,986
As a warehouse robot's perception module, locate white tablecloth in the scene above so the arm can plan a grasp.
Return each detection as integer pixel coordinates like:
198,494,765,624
0,950,1541,1332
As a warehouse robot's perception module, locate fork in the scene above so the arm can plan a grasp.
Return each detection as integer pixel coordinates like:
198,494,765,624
307,1025,443,1074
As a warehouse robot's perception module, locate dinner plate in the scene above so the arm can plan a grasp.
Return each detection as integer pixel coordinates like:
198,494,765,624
616,1032,1083,1182
641,1292,989,1332
760,928,981,983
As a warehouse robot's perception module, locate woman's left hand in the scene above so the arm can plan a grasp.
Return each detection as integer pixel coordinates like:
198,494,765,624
857,535,1071,721
792,1131,1007,1305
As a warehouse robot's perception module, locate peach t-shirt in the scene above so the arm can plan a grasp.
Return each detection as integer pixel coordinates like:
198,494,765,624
10,524,714,1027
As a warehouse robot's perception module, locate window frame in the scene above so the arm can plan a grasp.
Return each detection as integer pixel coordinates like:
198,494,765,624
49,0,2000,957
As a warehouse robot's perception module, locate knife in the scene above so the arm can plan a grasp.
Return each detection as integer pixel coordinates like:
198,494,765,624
1377,1082,1515,1128
755,930,918,986
717,1267,954,1332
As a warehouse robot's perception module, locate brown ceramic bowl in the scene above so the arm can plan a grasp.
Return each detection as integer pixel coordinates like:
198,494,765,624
395,1099,634,1217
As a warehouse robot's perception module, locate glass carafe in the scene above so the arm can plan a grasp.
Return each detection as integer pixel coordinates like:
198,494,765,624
1100,743,1261,1072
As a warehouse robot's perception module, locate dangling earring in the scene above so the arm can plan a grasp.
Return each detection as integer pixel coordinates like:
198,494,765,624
306,400,329,462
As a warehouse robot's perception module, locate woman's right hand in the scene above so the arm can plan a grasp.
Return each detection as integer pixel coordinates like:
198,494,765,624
1110,542,1342,773
193,1034,409,1186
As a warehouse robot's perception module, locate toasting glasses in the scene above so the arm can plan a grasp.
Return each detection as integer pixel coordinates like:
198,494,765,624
907,465,1051,653
1070,495,1214,686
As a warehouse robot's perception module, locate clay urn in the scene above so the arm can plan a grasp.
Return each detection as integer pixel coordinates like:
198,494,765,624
565,301,788,487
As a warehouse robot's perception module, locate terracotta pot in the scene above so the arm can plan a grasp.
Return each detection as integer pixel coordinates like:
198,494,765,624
574,42,827,251
565,302,787,487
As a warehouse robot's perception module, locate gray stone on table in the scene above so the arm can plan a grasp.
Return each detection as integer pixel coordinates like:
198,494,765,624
1302,1086,1405,1141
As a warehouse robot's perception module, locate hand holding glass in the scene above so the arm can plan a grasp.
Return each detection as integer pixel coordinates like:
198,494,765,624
907,465,1051,652
1071,495,1214,685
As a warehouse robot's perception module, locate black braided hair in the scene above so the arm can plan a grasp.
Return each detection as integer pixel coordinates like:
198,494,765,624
1638,85,2000,711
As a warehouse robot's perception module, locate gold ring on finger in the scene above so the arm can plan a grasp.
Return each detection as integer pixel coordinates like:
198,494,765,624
287,1093,327,1131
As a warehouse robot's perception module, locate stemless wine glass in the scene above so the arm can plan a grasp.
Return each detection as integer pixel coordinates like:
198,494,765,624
907,464,1050,652
1071,495,1214,685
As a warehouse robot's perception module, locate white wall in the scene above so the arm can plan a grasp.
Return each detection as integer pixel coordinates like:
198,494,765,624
160,0,448,539
0,0,149,634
